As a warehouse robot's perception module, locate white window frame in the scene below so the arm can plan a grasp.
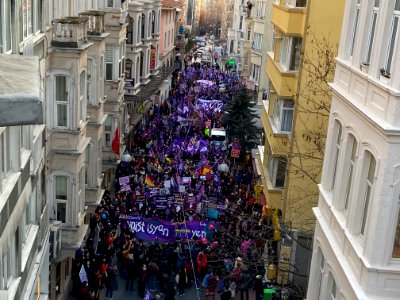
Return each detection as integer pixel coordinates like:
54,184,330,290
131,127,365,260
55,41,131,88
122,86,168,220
360,151,376,236
273,99,294,133
330,120,342,190
1,0,12,53
87,58,93,105
267,152,287,188
78,166,85,214
383,0,400,76
104,116,112,147
349,0,361,58
0,127,11,191
316,249,325,299
1,235,16,289
20,0,34,40
327,272,337,300
54,175,70,224
105,45,114,81
279,36,302,71
343,135,357,211
79,70,86,123
54,75,70,129
392,187,400,258
363,1,380,65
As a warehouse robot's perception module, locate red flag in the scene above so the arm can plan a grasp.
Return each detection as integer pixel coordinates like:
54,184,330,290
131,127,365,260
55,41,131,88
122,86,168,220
111,128,120,155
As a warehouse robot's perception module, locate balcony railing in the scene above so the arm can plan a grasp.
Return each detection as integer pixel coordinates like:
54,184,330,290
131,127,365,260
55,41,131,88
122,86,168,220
51,17,88,48
79,11,106,36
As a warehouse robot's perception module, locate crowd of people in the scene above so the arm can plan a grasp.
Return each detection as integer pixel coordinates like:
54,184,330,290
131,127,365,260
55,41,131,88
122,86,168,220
70,62,276,300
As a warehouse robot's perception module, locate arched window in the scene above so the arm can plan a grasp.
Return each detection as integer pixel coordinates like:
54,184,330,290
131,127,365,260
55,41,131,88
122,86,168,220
125,59,132,79
140,52,144,77
141,13,145,39
137,16,142,42
343,134,358,211
127,17,133,44
360,151,376,235
54,75,70,128
151,11,156,34
330,120,342,190
54,175,69,223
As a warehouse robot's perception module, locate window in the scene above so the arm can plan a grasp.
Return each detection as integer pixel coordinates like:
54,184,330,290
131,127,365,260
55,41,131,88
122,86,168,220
279,36,302,71
384,0,400,75
364,0,379,65
87,58,93,104
349,0,361,57
247,28,251,40
78,166,85,214
0,128,11,191
267,154,287,188
55,75,69,128
286,0,307,7
1,0,12,52
151,11,155,34
141,14,145,39
106,0,114,8
138,16,142,42
79,71,86,122
273,99,294,132
393,197,400,258
19,0,33,39
119,42,125,78
252,33,263,52
256,1,266,19
104,116,112,147
344,135,357,211
55,176,68,223
316,249,325,299
85,145,90,186
1,235,16,289
360,151,376,235
330,121,342,189
105,45,113,81
328,273,337,300
127,18,133,44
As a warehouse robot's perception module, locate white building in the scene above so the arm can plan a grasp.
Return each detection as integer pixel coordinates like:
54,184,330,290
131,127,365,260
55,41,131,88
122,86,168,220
0,1,161,299
307,0,400,299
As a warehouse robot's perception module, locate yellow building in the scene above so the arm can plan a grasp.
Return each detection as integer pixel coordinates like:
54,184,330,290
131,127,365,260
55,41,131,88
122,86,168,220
259,0,345,231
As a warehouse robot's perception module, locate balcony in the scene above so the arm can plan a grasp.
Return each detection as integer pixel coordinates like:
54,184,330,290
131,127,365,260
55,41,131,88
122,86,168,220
261,104,290,156
266,52,297,97
271,2,306,35
51,17,88,48
79,11,106,36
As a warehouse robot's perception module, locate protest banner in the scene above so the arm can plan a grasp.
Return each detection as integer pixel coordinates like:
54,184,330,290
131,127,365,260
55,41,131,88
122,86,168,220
119,215,219,243
119,176,131,192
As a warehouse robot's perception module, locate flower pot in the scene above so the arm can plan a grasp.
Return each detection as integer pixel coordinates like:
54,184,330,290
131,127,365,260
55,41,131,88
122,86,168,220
379,74,390,85
360,63,369,73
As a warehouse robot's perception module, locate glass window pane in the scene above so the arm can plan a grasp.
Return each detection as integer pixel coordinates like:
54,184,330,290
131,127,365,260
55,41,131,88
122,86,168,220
55,176,67,200
57,202,66,223
350,6,360,57
386,17,398,73
57,104,67,127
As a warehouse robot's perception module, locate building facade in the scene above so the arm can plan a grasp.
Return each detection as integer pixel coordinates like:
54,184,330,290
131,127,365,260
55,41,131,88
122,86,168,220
253,0,345,289
0,0,166,299
308,0,400,298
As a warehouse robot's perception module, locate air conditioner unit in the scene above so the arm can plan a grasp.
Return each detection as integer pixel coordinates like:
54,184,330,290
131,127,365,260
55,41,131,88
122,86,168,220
49,223,62,261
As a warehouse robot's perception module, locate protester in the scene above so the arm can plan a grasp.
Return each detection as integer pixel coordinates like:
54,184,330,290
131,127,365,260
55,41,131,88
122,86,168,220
70,60,271,300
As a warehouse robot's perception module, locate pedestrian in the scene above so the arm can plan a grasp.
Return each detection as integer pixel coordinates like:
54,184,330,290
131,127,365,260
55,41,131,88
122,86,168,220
104,267,118,300
177,264,187,296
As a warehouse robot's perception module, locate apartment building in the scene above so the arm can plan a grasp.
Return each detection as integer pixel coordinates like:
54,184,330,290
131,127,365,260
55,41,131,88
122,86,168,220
308,0,400,298
253,0,345,289
0,0,161,299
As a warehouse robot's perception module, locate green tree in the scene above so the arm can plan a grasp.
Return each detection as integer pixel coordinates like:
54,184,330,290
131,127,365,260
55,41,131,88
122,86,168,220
222,87,259,148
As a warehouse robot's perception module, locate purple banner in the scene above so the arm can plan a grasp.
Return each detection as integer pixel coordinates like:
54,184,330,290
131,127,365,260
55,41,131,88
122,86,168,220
119,215,219,243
